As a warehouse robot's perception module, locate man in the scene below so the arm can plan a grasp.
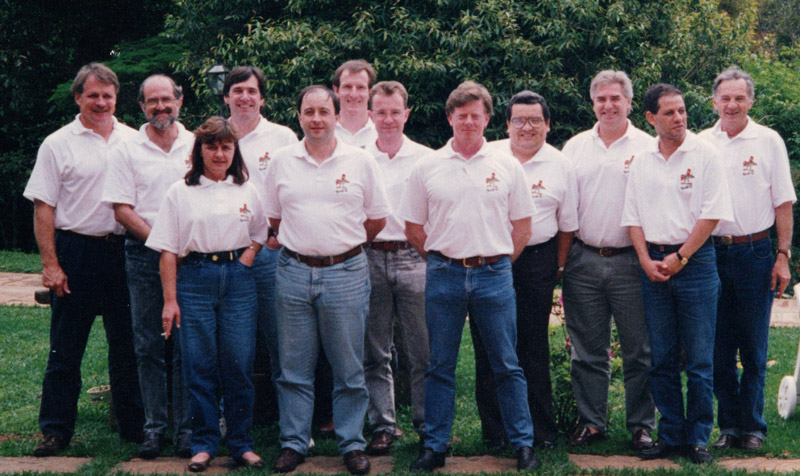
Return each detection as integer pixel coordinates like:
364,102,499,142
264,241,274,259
24,63,144,456
100,74,194,459
699,67,796,451
223,66,299,425
333,59,378,149
561,70,656,450
470,91,577,450
400,81,539,472
264,85,390,475
362,81,432,455
622,83,733,464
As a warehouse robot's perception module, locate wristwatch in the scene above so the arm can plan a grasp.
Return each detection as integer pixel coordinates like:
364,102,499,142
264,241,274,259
778,248,791,259
675,251,689,266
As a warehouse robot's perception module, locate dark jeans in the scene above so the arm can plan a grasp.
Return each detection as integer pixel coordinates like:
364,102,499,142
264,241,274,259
642,243,719,446
713,237,773,440
470,237,560,444
39,230,144,442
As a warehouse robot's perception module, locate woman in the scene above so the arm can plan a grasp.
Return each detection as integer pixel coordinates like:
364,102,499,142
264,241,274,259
146,117,267,472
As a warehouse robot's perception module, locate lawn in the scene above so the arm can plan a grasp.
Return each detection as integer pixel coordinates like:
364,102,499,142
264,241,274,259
0,250,42,273
1,303,799,475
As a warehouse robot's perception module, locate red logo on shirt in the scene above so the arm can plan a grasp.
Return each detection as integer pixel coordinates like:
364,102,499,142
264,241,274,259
531,180,545,198
485,172,499,192
742,156,757,176
239,203,252,222
336,174,350,193
258,152,270,170
624,155,634,174
680,168,694,190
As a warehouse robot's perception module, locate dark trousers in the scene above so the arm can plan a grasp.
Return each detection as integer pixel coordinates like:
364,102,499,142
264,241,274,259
38,230,144,442
470,237,560,444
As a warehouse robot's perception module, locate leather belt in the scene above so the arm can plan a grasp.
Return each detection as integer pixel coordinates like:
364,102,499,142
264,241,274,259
577,239,633,257
647,238,712,254
369,241,411,251
284,246,363,267
428,250,506,268
713,230,769,246
57,229,124,243
185,248,246,263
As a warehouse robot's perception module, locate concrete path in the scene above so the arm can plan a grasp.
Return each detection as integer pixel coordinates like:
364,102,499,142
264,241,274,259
5,454,800,474
3,273,799,327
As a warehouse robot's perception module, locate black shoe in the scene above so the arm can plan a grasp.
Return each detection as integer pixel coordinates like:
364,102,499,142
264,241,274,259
138,433,163,460
343,449,371,475
188,453,213,472
235,453,265,469
516,446,541,471
175,434,192,459
410,448,446,473
33,434,68,457
686,445,713,464
274,447,305,473
638,440,681,460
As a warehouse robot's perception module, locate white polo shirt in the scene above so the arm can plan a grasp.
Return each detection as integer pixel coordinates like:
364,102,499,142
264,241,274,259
698,118,796,236
237,116,299,188
263,139,391,256
23,115,136,236
491,139,579,246
365,135,433,242
561,121,655,248
621,132,733,245
146,176,268,257
399,139,535,258
101,122,194,227
335,119,378,149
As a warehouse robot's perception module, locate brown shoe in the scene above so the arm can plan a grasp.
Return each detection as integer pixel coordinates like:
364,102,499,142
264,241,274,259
343,449,370,475
738,435,763,450
274,447,305,473
632,429,654,450
568,426,606,447
366,430,394,455
33,434,68,457
711,434,737,449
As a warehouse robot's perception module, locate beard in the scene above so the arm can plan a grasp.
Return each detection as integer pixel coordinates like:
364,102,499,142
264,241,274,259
148,112,177,130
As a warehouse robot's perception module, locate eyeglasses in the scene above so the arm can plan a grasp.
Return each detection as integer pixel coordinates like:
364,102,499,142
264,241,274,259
510,117,545,128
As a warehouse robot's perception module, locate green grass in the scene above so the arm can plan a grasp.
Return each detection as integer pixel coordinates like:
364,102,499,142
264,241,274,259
1,304,800,475
0,250,42,273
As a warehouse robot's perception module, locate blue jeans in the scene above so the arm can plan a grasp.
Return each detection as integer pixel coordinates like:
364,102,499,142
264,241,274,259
126,239,190,440
252,246,281,421
424,253,534,452
274,251,370,455
641,243,719,447
713,237,773,440
177,256,257,458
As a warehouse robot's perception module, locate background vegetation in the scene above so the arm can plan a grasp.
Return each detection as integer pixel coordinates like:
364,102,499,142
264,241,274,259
2,0,800,256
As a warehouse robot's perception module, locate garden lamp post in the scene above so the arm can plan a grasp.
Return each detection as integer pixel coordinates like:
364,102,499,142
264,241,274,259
205,61,228,116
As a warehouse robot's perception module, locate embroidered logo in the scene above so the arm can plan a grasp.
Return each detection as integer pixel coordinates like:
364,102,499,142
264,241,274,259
531,180,545,198
623,155,635,174
742,156,757,175
680,168,694,190
336,174,350,193
485,172,500,192
258,152,270,170
239,203,252,222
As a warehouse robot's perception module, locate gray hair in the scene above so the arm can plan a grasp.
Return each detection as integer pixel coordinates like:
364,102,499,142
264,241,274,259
70,63,119,96
712,66,754,98
590,70,633,100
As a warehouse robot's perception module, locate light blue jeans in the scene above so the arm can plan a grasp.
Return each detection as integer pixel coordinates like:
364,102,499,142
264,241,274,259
275,250,370,455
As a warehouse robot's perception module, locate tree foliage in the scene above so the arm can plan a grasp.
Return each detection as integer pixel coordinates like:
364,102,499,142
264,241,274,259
165,0,756,147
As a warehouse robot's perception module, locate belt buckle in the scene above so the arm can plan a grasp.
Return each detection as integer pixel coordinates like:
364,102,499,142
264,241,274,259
599,248,613,257
462,257,476,268
212,254,219,262
718,235,733,246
